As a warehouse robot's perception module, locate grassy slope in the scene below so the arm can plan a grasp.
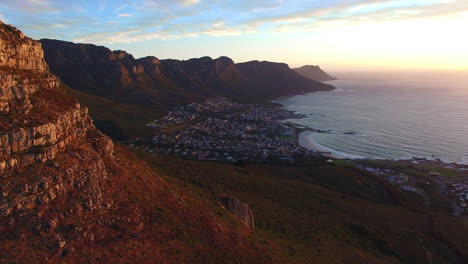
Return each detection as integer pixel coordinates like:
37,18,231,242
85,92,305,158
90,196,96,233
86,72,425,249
65,145,285,263
65,83,282,140
64,85,158,139
135,151,468,264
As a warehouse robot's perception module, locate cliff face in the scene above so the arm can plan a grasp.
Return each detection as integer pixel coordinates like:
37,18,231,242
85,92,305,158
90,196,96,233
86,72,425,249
0,21,114,256
40,39,243,108
0,24,48,71
293,65,337,81
40,39,333,107
0,23,113,171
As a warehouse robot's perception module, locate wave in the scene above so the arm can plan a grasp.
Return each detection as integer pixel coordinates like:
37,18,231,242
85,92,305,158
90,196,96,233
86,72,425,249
331,88,346,93
350,115,375,122
305,133,365,159
315,129,366,137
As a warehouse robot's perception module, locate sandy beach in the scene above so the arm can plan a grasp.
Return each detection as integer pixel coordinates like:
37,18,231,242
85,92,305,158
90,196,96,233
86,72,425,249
298,131,336,158
298,131,362,159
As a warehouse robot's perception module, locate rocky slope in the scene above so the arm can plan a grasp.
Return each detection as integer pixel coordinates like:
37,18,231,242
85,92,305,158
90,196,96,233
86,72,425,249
0,22,278,263
0,20,115,257
293,65,337,81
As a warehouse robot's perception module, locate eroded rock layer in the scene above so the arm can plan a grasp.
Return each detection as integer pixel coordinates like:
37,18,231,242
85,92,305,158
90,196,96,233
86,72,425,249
0,20,114,257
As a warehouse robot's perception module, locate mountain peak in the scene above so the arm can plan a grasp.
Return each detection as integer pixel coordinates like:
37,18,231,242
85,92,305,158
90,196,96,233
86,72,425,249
0,22,49,71
293,65,337,81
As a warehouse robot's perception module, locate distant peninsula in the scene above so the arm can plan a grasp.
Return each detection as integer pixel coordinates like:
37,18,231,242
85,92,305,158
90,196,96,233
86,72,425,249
293,65,337,81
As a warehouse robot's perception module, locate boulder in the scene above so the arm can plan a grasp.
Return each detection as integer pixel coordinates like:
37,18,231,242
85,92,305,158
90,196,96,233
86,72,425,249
220,197,255,228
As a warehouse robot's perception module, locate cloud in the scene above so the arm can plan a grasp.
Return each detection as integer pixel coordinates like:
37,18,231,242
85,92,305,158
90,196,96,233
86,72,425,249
26,0,48,5
71,0,468,44
0,0,71,14
142,0,200,9
115,4,128,12
73,20,254,44
2,0,467,45
247,0,468,32
52,23,67,28
246,0,395,26
0,14,6,23
179,0,200,6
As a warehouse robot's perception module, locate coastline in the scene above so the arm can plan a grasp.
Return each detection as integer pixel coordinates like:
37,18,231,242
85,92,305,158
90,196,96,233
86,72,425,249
298,130,341,159
298,130,468,168
282,83,468,166
272,82,336,102
298,130,364,159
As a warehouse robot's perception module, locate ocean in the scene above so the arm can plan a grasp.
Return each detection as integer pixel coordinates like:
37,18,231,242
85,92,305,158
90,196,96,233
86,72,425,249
277,71,468,164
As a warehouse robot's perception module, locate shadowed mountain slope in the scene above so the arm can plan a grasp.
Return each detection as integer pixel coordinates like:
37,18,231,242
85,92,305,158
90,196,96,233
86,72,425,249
294,65,337,81
39,39,333,139
40,39,333,106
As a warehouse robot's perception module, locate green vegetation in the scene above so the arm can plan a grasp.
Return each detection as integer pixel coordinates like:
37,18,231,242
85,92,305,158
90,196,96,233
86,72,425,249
430,166,458,178
133,148,468,263
362,159,464,180
64,85,158,139
333,159,358,167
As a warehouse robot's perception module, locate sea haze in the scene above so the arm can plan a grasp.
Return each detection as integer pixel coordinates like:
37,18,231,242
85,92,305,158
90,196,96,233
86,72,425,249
278,71,468,164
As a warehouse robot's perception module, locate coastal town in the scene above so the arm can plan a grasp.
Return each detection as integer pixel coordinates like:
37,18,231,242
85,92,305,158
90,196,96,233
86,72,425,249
359,162,468,216
444,181,468,215
144,97,314,163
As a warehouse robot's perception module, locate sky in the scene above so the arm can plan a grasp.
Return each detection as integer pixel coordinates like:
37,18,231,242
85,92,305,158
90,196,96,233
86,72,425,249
0,0,467,71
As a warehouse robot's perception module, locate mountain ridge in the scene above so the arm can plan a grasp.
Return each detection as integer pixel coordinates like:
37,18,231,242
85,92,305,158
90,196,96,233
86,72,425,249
39,38,334,138
40,39,334,104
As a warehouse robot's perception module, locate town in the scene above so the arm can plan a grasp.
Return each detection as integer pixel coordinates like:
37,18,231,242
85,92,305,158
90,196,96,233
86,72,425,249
359,163,468,216
144,97,313,163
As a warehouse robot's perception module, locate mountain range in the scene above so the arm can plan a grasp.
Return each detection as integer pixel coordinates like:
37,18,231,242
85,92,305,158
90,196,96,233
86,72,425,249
39,39,334,139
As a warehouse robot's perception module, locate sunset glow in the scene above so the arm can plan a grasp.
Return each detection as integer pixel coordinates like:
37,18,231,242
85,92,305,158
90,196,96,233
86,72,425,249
1,0,467,70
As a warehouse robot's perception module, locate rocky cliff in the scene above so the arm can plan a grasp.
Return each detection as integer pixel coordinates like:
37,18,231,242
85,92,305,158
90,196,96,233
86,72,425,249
40,39,333,106
0,20,115,258
293,65,337,81
40,39,242,108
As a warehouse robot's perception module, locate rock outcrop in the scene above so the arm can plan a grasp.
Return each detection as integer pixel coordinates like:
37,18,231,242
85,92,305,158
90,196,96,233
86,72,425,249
221,197,255,228
0,22,112,174
0,24,48,71
0,20,114,257
293,65,337,81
